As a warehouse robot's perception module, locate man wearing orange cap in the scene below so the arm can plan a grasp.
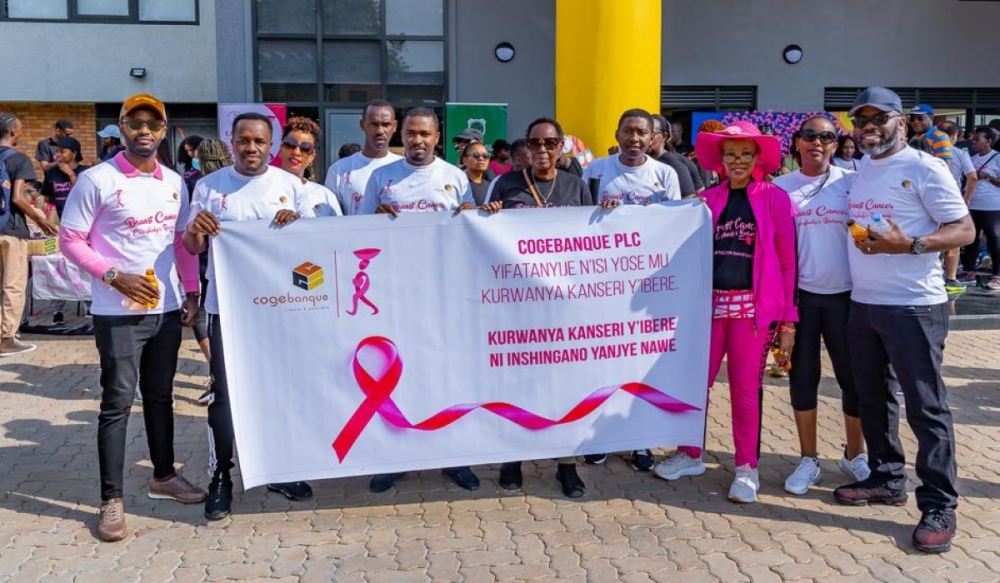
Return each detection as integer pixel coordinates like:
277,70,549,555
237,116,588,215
59,94,205,542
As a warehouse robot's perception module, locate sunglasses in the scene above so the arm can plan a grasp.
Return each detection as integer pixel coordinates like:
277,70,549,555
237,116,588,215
799,130,837,145
121,118,165,132
281,136,315,153
465,152,489,160
526,137,562,151
851,114,898,129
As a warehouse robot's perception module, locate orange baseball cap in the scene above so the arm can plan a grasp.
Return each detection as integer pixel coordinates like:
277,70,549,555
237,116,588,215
120,93,167,121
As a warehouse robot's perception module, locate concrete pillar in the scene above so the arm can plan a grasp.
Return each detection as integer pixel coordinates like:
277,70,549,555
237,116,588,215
555,0,661,157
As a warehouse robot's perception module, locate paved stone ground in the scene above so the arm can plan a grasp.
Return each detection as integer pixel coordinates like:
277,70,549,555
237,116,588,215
1,319,999,582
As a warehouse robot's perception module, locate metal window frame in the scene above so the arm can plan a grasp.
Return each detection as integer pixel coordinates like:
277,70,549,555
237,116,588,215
0,0,200,25
252,0,449,180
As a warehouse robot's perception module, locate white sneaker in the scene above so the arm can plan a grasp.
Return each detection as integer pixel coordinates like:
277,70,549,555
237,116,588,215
784,457,821,495
729,465,760,503
987,276,1000,291
839,452,871,482
653,452,706,481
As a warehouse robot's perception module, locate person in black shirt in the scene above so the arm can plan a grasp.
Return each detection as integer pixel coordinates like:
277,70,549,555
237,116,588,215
481,117,592,499
484,119,592,211
42,137,90,217
41,136,91,324
649,115,698,198
462,142,494,206
35,119,75,174
1,113,58,355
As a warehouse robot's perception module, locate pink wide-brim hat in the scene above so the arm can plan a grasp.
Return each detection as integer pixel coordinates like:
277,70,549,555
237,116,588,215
695,121,782,176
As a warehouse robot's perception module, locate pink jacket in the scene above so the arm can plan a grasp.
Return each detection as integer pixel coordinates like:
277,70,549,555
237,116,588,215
705,179,798,331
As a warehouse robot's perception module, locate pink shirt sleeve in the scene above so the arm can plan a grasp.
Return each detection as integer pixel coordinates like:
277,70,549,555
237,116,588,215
173,232,200,294
770,185,799,323
58,227,113,280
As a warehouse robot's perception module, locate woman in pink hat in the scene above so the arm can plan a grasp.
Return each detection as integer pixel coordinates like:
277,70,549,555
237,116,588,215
654,121,798,504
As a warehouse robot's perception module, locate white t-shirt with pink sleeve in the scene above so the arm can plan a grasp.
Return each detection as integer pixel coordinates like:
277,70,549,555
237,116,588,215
60,154,190,316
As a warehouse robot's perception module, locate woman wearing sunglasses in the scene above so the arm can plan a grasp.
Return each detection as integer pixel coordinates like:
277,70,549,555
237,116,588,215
462,141,493,206
481,117,593,498
278,117,343,217
771,117,869,496
653,121,797,504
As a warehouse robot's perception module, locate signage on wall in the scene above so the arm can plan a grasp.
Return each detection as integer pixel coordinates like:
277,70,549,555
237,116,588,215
444,103,508,165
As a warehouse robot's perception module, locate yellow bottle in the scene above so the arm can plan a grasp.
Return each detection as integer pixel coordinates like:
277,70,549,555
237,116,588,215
846,219,869,243
144,268,159,309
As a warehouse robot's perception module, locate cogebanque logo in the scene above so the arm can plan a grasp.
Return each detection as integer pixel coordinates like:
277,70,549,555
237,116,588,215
293,261,324,290
253,261,331,311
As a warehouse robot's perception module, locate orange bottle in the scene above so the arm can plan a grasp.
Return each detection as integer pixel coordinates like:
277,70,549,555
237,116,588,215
144,268,159,309
846,219,869,243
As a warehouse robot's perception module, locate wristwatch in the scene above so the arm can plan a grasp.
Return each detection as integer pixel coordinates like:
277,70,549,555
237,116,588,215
102,268,119,285
909,237,926,255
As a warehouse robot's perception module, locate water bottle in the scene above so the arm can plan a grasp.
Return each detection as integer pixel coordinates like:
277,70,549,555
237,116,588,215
870,212,891,235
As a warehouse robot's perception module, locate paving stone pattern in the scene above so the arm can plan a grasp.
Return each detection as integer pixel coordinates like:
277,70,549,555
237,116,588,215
1,328,998,582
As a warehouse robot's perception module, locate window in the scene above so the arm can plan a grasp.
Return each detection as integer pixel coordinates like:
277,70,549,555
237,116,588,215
255,0,447,107
2,0,198,22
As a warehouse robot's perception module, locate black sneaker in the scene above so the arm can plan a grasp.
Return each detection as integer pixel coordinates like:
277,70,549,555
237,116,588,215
913,508,957,554
204,470,232,520
833,476,908,507
442,467,480,491
630,449,655,472
498,462,523,490
52,311,64,325
266,481,313,501
369,472,404,493
556,463,586,498
583,453,607,465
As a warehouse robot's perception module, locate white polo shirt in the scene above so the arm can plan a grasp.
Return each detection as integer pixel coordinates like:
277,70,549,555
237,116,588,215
60,153,190,316
188,166,316,314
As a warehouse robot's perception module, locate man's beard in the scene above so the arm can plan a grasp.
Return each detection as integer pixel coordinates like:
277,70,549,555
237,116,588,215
858,128,899,158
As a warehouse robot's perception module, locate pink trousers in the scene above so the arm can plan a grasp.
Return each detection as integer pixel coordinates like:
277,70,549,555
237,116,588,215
678,317,775,468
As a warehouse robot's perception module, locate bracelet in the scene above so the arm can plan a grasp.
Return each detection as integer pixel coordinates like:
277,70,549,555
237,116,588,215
779,325,796,334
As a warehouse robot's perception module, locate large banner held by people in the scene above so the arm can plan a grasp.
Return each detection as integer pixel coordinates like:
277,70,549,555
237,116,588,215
213,204,712,489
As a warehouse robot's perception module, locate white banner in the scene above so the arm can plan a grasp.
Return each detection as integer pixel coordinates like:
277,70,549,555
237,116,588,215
213,204,712,489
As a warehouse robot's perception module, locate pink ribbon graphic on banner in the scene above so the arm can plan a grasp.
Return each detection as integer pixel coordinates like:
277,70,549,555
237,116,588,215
332,336,701,462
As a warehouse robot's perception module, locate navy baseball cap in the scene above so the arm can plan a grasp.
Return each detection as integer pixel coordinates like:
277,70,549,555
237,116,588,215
909,104,935,116
849,87,904,116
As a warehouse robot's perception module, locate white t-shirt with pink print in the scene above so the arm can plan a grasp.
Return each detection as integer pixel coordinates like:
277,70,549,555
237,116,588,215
847,146,968,306
60,153,190,316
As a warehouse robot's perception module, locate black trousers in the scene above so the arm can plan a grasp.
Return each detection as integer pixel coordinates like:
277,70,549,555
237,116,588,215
789,290,858,416
962,209,1000,276
846,301,958,512
93,311,181,500
207,314,235,474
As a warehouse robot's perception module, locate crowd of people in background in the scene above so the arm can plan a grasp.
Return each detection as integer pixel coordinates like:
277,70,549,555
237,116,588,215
0,86,997,555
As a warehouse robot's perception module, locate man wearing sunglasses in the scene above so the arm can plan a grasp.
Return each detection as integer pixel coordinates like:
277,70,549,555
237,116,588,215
325,100,401,215
59,93,206,541
834,87,975,554
184,112,316,521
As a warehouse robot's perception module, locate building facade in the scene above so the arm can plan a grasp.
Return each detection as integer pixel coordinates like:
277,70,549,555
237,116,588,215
3,0,998,176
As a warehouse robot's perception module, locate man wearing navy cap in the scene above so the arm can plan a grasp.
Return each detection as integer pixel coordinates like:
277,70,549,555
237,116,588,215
834,87,975,554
